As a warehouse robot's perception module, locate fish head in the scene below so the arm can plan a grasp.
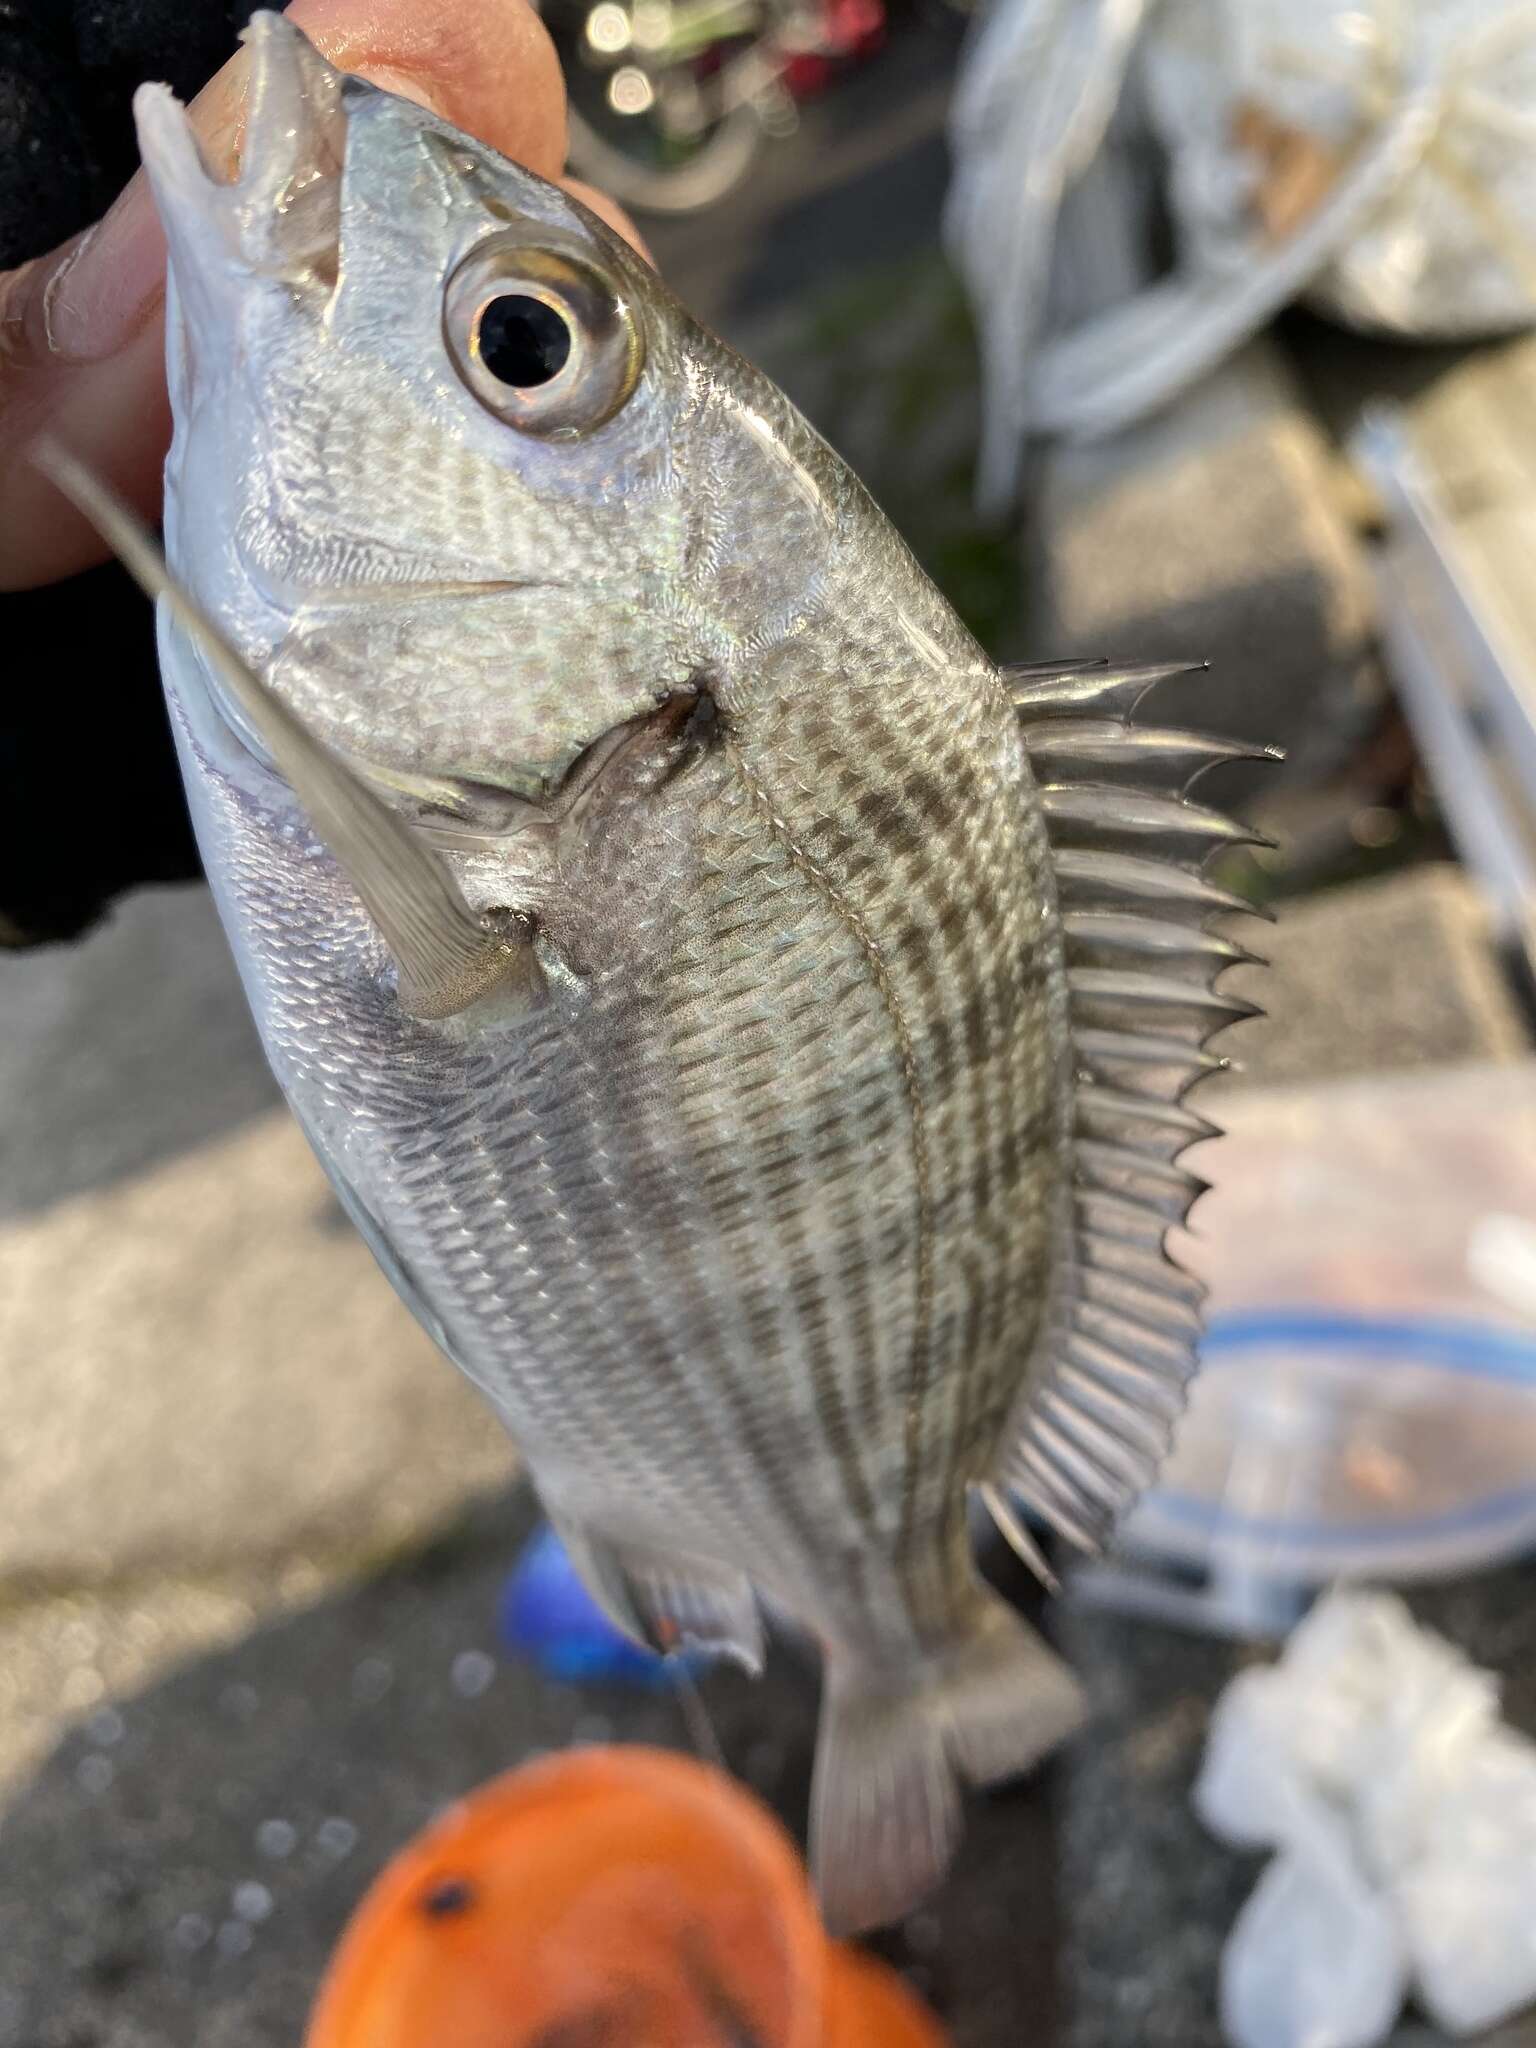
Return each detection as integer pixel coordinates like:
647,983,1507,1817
139,11,852,846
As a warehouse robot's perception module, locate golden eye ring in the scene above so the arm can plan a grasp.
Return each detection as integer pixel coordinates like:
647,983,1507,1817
443,238,644,437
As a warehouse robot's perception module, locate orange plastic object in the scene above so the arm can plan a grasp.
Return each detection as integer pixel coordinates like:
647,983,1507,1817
823,1943,951,2048
304,1745,950,2048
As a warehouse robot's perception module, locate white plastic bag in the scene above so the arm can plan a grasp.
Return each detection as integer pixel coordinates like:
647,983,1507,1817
1396,1729,1536,2036
1220,1809,1407,2048
1197,1589,1536,2047
1195,1665,1317,1849
946,0,1536,476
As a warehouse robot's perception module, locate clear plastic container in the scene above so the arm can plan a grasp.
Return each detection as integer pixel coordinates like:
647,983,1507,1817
1129,1311,1536,1581
1076,1064,1536,1633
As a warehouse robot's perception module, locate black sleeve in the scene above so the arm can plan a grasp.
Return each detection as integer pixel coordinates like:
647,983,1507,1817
0,2,252,948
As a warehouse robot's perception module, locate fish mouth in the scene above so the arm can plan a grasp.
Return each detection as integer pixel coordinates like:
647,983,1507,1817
135,11,349,295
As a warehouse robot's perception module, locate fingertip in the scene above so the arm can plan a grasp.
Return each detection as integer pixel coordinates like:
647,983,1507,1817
287,0,570,182
558,177,653,264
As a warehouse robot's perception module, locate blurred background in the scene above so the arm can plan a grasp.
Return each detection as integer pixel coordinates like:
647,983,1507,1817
7,1,1536,2044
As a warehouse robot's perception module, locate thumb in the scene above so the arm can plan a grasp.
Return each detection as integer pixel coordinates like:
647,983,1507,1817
0,178,172,591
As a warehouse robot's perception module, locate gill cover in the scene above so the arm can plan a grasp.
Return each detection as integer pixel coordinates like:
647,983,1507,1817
36,442,542,1023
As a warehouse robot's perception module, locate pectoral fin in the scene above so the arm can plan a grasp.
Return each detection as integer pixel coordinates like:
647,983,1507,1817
33,440,541,1023
546,1509,765,1674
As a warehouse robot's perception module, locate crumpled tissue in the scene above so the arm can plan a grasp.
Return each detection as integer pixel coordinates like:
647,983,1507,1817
1195,1588,1536,2047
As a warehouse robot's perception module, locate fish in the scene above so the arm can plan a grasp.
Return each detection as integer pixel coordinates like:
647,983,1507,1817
45,10,1270,1934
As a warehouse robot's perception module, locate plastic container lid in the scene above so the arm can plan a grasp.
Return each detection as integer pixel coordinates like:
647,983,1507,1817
1125,1310,1536,1582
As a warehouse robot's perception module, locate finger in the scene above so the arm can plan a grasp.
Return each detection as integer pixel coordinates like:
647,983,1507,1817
559,175,653,262
0,182,173,591
256,0,571,183
2,0,581,592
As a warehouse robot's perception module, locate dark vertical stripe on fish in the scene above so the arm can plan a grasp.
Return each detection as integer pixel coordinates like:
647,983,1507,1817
723,737,921,1544
850,700,1031,1567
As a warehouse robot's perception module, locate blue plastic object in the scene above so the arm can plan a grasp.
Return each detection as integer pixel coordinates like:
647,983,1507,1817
1204,1309,1536,1384
499,1522,692,1687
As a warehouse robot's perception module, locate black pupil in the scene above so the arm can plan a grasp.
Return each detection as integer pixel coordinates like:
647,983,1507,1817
477,294,572,388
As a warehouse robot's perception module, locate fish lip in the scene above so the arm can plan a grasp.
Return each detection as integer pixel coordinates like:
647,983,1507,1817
236,12,348,279
134,10,348,290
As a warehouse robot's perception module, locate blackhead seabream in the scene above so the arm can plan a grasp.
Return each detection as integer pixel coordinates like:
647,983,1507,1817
51,10,1271,1933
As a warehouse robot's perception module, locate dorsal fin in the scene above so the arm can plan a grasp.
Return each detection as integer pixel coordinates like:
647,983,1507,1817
996,657,1275,1556
1008,657,1205,721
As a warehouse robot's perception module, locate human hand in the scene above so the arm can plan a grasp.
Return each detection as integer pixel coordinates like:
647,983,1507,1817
0,0,644,592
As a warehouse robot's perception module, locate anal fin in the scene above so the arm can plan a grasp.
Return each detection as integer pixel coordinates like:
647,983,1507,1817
546,1509,765,1675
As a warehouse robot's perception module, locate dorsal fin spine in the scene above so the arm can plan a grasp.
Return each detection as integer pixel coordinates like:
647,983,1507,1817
996,658,1273,1555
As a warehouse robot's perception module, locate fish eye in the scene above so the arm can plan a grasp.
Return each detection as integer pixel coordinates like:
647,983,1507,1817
444,238,643,436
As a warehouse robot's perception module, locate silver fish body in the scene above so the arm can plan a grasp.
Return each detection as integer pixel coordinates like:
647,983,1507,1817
125,13,1263,1932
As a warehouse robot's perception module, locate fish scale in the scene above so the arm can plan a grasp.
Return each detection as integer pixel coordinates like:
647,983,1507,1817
680,764,918,1532
729,655,1051,1539
37,8,1274,1939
